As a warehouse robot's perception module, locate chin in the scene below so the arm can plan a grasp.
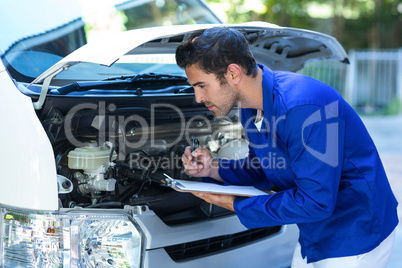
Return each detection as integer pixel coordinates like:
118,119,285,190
213,111,230,118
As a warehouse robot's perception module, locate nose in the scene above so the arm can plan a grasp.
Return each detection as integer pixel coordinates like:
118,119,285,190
194,88,204,103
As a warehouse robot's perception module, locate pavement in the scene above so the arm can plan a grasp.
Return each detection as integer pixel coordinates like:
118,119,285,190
360,114,402,268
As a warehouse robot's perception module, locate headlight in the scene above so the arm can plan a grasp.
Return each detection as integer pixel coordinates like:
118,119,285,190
0,208,144,267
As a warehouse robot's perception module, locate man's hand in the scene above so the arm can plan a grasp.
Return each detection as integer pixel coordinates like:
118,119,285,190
191,192,236,212
181,146,235,211
182,146,222,182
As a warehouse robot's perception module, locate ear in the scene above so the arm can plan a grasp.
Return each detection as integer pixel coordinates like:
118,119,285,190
225,64,242,85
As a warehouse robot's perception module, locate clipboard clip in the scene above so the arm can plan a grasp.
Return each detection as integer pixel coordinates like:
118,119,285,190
162,173,185,188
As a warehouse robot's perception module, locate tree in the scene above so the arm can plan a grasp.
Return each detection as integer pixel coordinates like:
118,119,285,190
206,0,402,49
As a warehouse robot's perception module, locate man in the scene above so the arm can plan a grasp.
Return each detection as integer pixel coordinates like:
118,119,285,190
176,26,398,267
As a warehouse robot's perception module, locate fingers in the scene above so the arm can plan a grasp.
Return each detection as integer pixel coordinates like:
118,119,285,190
191,191,205,197
182,147,206,176
184,166,203,176
181,147,197,166
182,149,202,168
191,191,207,201
181,146,218,178
190,192,235,211
191,148,211,159
182,146,192,164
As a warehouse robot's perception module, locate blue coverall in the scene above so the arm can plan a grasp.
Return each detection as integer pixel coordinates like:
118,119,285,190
218,64,399,263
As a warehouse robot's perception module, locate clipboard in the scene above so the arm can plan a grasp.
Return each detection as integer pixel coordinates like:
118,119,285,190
162,173,275,197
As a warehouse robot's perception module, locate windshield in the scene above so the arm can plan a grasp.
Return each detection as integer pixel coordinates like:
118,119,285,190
0,0,221,84
56,54,183,83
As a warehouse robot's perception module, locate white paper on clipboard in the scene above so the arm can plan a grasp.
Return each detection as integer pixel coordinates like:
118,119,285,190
163,174,274,197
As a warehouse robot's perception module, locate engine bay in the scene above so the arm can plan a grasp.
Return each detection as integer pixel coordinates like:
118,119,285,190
40,96,247,225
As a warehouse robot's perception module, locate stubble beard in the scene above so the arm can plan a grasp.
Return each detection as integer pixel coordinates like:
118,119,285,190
212,82,240,118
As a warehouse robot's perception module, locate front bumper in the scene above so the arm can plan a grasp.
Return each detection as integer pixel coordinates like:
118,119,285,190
135,206,299,268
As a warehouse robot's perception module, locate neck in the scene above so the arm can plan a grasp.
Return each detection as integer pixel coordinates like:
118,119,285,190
237,67,264,110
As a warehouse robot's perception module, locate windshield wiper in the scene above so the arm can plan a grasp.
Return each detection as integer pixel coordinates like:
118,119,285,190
102,73,187,82
52,73,188,95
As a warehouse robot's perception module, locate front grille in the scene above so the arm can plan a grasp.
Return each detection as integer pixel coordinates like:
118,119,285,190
164,226,282,261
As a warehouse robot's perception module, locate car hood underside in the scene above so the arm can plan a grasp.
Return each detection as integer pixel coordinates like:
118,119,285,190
33,21,349,85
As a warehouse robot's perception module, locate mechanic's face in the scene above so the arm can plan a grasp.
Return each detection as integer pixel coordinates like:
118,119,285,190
185,64,239,118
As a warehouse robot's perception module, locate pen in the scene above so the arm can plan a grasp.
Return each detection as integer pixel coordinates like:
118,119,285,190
191,138,199,164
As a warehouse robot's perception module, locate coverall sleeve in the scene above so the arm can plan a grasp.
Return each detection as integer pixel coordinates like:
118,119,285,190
217,144,274,190
233,104,345,229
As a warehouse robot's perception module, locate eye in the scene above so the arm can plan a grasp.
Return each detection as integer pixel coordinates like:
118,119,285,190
198,84,205,89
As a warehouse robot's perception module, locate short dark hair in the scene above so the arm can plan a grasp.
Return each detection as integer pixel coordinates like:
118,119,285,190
176,27,258,83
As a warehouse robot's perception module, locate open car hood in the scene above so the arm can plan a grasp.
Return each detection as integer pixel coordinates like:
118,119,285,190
32,21,348,84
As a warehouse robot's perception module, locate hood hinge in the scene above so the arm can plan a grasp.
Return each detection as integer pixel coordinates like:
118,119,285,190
32,66,68,110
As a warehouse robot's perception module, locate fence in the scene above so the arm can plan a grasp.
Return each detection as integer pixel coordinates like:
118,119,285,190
298,48,402,114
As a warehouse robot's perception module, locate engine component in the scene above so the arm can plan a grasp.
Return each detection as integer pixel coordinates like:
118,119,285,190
57,174,73,194
67,142,117,199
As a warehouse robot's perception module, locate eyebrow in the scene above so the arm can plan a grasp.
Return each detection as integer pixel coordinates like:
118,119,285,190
191,81,204,87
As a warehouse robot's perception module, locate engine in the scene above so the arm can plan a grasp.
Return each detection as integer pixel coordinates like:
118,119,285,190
51,109,248,223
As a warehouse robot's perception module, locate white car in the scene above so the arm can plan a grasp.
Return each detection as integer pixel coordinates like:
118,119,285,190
0,1,348,267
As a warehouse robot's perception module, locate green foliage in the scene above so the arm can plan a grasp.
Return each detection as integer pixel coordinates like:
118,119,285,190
206,0,402,49
383,98,402,115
